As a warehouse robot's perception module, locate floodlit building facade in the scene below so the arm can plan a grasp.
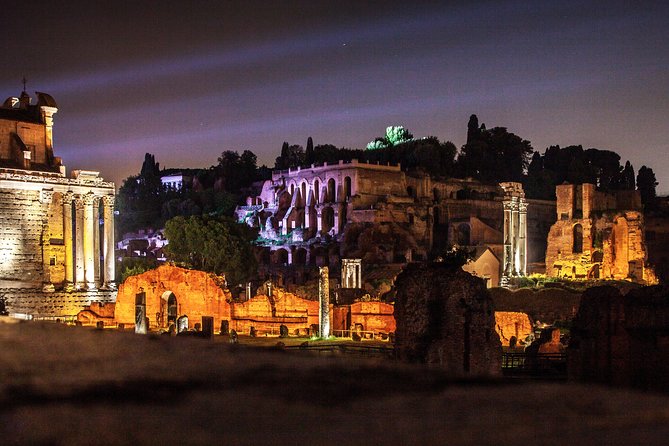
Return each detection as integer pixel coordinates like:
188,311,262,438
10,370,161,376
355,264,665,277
0,90,116,317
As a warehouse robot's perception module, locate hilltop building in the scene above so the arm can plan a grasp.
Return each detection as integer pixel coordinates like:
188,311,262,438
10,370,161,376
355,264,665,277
236,160,556,288
0,90,116,317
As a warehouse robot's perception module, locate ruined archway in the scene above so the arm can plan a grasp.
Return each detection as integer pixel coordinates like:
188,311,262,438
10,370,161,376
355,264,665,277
321,206,335,234
327,178,336,203
344,176,352,199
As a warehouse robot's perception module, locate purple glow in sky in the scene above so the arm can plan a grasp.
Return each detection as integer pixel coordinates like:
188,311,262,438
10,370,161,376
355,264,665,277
2,1,668,191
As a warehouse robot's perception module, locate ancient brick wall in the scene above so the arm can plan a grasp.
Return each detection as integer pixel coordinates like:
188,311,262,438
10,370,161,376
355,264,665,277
230,290,319,334
547,183,653,283
350,301,395,333
394,263,501,376
568,285,669,391
4,288,116,318
0,187,48,285
114,265,232,330
494,311,533,346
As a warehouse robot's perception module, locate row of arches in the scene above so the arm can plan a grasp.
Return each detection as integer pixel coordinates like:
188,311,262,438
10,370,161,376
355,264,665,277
285,176,352,206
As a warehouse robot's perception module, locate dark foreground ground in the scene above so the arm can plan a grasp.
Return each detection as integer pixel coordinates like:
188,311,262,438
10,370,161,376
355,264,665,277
2,318,669,445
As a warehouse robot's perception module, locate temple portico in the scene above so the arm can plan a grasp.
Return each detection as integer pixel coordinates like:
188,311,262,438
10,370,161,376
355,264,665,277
500,182,528,283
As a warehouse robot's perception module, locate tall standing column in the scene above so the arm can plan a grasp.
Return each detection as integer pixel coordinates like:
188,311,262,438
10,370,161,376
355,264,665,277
102,195,116,289
519,200,528,276
511,197,519,276
74,196,85,288
63,191,74,290
318,266,330,338
93,199,101,286
83,192,96,289
503,202,513,276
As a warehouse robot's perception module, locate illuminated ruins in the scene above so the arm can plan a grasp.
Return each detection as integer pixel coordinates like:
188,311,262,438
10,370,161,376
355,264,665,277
545,183,656,283
0,90,116,317
236,160,555,288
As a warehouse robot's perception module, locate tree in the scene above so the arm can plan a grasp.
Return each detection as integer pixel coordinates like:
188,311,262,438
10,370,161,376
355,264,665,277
366,125,413,150
305,136,314,164
637,166,658,210
457,117,533,183
274,143,305,169
619,161,635,190
164,215,258,286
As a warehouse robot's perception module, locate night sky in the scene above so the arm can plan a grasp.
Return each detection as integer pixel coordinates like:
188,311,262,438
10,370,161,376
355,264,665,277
2,1,668,192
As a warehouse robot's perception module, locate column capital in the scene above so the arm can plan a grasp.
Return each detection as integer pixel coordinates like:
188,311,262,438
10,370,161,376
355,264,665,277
102,194,116,207
63,190,74,202
83,192,97,206
74,196,85,210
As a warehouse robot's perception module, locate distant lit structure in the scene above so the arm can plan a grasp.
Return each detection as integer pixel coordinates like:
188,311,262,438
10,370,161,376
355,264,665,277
0,89,116,317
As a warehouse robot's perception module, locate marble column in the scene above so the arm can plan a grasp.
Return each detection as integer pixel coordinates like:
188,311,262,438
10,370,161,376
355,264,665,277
83,193,96,289
74,196,85,288
102,195,116,289
510,197,519,276
503,202,513,276
93,198,101,286
62,191,74,290
519,201,528,276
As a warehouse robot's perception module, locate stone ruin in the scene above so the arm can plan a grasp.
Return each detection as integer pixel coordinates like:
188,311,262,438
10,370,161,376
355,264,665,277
569,285,669,391
394,262,501,376
546,183,657,283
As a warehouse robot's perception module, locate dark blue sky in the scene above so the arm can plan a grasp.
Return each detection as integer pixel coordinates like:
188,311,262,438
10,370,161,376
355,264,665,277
2,1,668,192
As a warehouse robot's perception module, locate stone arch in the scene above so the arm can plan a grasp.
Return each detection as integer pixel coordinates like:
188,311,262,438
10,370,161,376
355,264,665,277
300,181,308,206
327,178,336,202
160,291,178,325
273,248,289,265
573,224,583,254
321,206,335,234
344,176,352,199
294,248,307,265
313,178,321,204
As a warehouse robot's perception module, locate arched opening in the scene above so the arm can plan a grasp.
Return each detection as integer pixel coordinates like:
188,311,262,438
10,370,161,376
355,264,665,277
273,249,289,265
290,183,295,196
301,182,307,206
456,223,471,246
294,248,307,265
327,178,336,202
167,293,177,324
573,224,583,253
322,206,335,234
433,188,441,201
314,179,320,203
344,176,352,199
406,186,415,199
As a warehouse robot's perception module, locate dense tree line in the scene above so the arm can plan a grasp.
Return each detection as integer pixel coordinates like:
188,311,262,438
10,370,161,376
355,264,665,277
164,215,257,287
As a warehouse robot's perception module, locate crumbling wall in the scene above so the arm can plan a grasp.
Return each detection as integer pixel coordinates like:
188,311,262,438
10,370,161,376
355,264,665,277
494,311,533,346
114,265,231,329
394,263,501,376
231,289,319,334
350,301,395,334
568,285,669,391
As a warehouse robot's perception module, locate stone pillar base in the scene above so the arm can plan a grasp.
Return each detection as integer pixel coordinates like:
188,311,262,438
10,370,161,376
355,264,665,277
42,283,55,293
64,282,75,293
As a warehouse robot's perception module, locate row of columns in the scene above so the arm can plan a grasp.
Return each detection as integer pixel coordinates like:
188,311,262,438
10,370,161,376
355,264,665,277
63,192,115,290
502,197,528,277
